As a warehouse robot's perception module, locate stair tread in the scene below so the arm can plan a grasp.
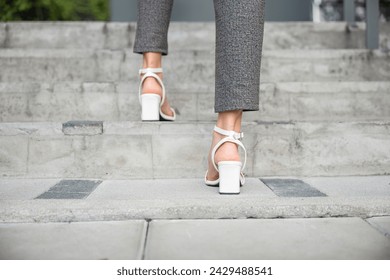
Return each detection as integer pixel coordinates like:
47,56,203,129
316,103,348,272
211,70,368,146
1,21,389,51
1,81,389,123
1,120,388,135
1,48,388,83
1,48,387,56
1,121,388,178
1,176,390,221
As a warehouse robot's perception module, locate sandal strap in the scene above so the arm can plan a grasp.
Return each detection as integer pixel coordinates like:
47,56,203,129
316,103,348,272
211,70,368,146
138,69,166,106
214,126,244,140
211,127,247,173
139,68,163,75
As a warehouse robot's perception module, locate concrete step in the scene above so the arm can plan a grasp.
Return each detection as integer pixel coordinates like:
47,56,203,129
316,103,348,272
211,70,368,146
1,22,389,50
0,121,389,179
1,174,390,259
1,81,389,122
1,176,390,221
1,49,389,83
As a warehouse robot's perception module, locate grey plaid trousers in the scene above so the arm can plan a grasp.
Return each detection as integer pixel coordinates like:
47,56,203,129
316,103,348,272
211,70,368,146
134,0,265,112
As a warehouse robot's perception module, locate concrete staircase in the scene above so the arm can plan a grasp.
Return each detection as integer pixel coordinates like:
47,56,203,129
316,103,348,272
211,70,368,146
0,21,389,179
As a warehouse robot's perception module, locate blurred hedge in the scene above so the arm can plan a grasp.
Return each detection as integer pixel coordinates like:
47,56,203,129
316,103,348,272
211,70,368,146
0,0,109,21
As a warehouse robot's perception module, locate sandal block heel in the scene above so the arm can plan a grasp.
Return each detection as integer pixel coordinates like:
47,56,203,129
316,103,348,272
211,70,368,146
205,125,247,194
138,67,176,121
141,94,161,121
218,161,242,194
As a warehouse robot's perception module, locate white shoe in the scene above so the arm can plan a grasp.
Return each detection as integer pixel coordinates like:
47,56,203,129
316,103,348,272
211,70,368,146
205,125,247,194
138,68,176,121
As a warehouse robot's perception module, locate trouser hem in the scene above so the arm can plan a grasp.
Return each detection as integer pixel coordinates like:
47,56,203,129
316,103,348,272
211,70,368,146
214,105,260,113
133,48,168,56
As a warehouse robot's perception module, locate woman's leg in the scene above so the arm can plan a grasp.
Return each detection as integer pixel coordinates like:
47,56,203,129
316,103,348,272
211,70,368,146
207,0,265,180
133,0,175,117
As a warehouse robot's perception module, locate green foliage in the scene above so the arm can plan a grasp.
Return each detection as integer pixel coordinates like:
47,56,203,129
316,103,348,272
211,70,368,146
0,0,109,21
382,0,390,8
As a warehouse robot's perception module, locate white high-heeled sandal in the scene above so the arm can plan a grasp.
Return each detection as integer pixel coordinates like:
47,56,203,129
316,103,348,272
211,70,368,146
205,125,247,194
138,68,176,121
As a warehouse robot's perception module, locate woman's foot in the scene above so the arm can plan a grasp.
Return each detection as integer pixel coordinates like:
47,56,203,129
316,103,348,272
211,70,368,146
206,110,243,181
140,72,174,118
206,132,240,181
141,52,174,118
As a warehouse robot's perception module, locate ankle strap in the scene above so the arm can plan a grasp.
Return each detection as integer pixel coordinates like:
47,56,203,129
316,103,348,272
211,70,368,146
139,68,163,75
214,126,244,140
138,71,166,106
138,67,166,106
211,125,246,173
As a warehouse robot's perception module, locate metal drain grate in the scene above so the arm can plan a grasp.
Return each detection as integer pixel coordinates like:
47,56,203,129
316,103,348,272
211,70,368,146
260,178,327,197
35,179,102,199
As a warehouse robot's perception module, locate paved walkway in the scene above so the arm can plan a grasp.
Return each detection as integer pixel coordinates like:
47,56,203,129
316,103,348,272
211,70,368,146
0,176,390,259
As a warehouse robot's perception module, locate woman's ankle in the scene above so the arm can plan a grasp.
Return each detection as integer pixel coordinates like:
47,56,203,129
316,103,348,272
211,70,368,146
209,110,243,166
216,110,243,132
142,52,162,69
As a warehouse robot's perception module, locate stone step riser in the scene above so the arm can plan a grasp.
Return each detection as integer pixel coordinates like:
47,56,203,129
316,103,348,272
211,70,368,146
1,82,389,123
1,121,389,179
1,49,389,83
1,22,390,50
